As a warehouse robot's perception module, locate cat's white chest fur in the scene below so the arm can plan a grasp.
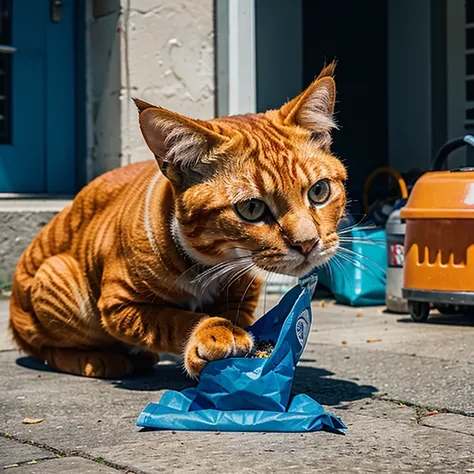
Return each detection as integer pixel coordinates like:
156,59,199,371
170,216,225,312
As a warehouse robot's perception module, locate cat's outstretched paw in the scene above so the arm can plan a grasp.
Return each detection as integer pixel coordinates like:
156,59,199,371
184,317,254,378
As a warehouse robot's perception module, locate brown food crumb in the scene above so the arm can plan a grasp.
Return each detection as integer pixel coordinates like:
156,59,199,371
341,340,348,345
319,300,326,308
23,418,44,424
251,340,275,358
253,351,271,358
356,310,363,318
366,338,382,343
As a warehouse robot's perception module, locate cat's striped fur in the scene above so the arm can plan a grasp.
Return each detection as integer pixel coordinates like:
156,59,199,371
9,63,346,378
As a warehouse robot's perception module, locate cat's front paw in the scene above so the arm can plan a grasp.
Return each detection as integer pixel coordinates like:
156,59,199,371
184,317,254,378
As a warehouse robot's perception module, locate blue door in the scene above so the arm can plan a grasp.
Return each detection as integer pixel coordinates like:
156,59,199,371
0,0,75,194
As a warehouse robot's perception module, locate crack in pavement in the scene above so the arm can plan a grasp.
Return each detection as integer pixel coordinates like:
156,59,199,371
3,455,58,469
0,432,141,474
374,394,474,418
335,395,474,439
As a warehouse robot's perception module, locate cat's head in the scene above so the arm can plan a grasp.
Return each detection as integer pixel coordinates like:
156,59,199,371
135,62,347,277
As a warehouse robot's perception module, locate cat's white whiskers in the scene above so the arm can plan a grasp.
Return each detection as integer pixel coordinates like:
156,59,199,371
338,223,376,235
336,246,386,274
199,260,252,293
223,263,257,291
339,237,385,247
191,256,251,284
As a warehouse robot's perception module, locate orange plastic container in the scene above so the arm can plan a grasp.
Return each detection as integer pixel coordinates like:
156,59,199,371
400,136,474,321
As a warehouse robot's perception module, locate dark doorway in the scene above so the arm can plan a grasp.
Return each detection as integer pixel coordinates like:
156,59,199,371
303,0,389,211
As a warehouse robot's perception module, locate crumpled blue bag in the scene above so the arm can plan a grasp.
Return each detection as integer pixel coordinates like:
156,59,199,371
136,271,346,433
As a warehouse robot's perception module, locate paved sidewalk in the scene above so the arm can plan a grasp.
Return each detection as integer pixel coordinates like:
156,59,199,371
1,297,474,473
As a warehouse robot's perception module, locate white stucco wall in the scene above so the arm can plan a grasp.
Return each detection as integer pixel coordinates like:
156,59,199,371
87,0,215,180
88,1,122,178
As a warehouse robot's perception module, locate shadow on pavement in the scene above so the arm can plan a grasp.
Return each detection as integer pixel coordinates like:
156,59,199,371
15,356,196,391
16,356,55,373
112,362,378,407
110,363,196,392
397,313,474,327
15,356,377,406
293,365,377,406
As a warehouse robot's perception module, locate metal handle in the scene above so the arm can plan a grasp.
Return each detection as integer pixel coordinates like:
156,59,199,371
432,135,474,171
0,45,16,54
362,166,409,214
51,0,63,23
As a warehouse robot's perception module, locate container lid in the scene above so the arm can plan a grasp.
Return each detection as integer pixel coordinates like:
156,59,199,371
400,170,474,219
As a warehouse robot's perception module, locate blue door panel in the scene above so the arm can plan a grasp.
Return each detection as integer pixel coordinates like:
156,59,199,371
0,0,75,194
0,1,46,193
46,0,75,194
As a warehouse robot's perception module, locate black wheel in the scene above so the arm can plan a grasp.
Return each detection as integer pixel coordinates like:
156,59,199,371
409,301,430,322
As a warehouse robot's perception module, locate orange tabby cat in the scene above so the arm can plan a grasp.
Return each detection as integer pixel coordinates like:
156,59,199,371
9,63,346,378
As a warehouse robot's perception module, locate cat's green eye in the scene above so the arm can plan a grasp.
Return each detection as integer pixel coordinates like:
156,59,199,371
235,199,268,222
308,179,331,205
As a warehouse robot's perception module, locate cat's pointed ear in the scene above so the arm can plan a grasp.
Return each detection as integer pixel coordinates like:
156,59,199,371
133,98,228,177
279,62,337,134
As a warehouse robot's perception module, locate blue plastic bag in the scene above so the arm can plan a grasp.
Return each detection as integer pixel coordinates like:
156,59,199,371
318,224,387,306
137,271,345,433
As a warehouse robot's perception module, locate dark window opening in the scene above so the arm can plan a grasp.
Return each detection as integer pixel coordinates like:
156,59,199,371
467,54,474,75
466,108,474,121
467,27,474,50
466,79,474,101
467,0,474,24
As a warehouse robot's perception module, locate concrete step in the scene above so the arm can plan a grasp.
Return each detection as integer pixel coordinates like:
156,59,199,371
0,199,71,295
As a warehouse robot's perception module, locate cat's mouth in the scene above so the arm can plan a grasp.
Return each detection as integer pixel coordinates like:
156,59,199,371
252,243,339,277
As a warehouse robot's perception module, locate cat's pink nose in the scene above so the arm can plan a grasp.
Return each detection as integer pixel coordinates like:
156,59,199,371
293,238,319,256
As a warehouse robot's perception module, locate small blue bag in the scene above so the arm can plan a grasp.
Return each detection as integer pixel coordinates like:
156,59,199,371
137,272,345,433
318,224,387,306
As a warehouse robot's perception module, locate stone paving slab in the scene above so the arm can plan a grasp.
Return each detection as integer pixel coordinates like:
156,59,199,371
4,456,122,473
311,308,474,361
0,437,55,468
2,411,474,474
298,343,474,414
420,413,474,437
84,414,474,474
